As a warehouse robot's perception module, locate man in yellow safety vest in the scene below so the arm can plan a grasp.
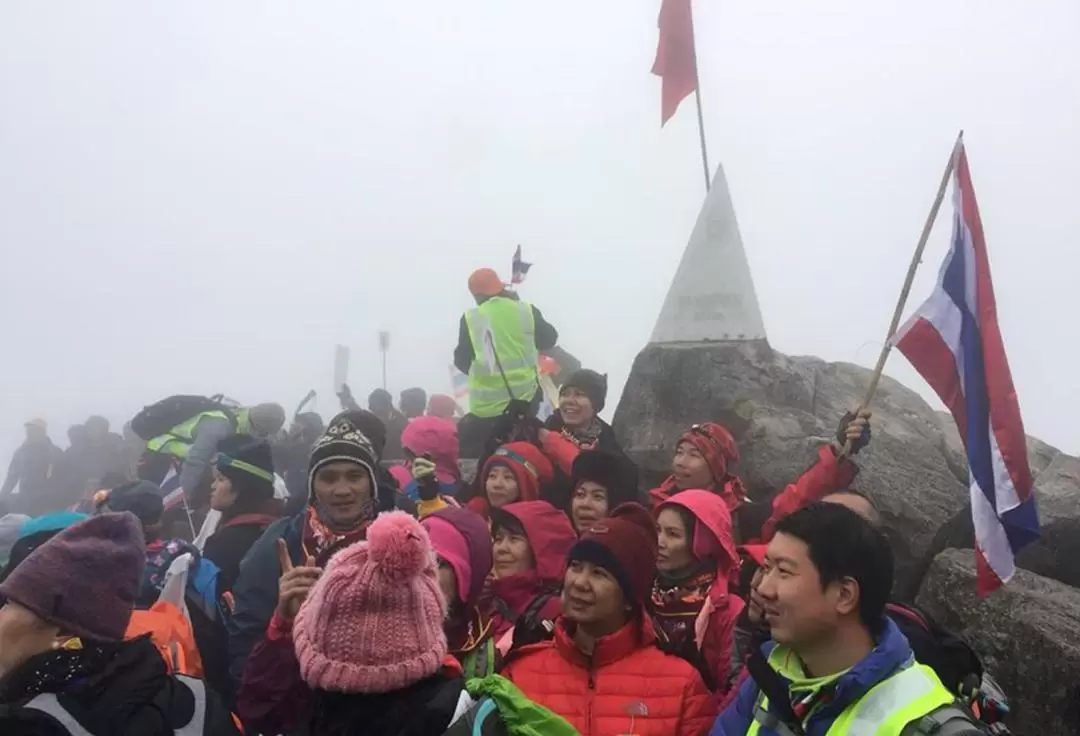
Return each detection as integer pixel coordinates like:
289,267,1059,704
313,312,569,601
712,502,984,736
141,402,285,509
454,268,558,455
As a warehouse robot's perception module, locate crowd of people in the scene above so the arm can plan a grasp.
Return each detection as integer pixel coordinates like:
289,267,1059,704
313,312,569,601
0,268,1008,735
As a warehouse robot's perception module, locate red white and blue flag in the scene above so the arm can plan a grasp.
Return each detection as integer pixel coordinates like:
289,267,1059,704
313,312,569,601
160,463,186,511
894,145,1040,597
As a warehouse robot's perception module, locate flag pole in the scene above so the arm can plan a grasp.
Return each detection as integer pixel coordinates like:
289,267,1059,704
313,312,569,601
690,0,710,192
839,130,965,458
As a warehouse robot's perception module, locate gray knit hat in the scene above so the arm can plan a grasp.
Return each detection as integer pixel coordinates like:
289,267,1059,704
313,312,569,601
248,402,287,437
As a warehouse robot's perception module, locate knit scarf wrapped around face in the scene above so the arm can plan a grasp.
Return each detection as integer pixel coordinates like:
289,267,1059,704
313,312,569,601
559,416,604,450
650,559,718,649
0,641,118,701
302,500,375,566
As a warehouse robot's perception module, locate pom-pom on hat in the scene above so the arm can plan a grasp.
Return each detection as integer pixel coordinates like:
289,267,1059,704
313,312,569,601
293,511,447,693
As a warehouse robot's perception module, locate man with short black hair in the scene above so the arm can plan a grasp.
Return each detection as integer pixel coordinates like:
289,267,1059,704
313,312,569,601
712,502,983,735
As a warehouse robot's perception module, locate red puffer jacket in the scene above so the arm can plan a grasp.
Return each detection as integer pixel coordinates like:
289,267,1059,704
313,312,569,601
502,615,716,736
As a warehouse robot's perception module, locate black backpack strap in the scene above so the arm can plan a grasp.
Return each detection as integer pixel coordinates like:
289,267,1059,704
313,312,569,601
750,690,803,736
901,704,988,736
746,648,804,735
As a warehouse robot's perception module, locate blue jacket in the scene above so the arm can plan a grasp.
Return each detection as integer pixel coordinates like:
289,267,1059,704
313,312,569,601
225,512,304,684
403,478,461,503
710,618,915,736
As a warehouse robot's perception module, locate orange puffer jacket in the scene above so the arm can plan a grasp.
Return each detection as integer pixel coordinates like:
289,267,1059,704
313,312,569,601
502,615,717,736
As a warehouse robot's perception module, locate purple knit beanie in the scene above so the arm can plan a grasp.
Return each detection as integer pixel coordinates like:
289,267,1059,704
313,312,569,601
294,511,447,693
0,512,145,642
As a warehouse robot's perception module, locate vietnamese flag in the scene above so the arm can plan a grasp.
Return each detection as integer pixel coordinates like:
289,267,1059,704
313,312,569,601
651,0,697,126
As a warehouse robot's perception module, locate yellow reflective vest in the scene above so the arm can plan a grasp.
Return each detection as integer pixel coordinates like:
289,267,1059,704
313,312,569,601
145,409,248,459
747,660,957,736
464,297,540,418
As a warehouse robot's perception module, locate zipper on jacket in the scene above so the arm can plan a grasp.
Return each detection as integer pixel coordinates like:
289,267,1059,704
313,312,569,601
586,658,596,732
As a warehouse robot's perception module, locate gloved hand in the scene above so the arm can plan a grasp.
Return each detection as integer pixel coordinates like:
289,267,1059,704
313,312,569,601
836,409,872,455
412,455,441,502
412,456,437,482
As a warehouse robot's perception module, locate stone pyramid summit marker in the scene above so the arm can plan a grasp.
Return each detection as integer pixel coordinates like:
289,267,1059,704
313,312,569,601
650,163,768,343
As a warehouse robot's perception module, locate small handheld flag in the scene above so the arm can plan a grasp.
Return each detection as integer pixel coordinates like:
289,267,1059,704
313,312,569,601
511,245,532,285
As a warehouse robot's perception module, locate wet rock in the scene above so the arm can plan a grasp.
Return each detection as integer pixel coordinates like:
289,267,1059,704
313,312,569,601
917,548,1080,736
612,342,968,596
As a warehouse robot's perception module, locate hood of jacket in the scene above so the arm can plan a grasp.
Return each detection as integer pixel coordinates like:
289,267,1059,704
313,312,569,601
492,501,576,585
657,489,739,593
422,507,492,608
401,417,461,484
489,501,576,621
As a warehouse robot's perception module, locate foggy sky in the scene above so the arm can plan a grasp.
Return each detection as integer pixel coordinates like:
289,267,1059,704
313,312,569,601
2,1,1077,465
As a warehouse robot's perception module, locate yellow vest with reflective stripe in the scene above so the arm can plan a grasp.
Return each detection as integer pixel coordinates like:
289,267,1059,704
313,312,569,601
145,409,247,459
465,298,539,418
747,661,957,736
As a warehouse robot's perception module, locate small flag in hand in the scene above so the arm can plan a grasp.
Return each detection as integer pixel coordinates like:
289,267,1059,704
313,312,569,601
893,144,1040,597
511,245,532,285
651,0,697,126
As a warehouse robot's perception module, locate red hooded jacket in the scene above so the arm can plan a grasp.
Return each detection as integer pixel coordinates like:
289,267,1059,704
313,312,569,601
488,501,577,650
654,490,745,701
502,615,716,736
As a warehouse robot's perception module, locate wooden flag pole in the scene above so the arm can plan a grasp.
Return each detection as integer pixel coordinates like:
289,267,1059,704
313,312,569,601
839,130,965,459
690,0,710,192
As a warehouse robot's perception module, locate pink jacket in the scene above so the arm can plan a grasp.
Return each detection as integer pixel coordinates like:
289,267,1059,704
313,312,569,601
656,490,744,701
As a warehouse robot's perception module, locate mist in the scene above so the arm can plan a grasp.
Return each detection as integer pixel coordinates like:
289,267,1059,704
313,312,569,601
2,0,1077,463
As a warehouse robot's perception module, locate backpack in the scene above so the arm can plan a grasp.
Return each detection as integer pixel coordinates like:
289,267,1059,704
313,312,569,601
125,601,204,676
131,395,234,441
900,704,994,735
507,591,559,652
888,603,1010,729
886,603,983,696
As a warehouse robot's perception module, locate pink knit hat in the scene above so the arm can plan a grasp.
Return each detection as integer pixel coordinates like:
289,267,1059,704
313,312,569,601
293,511,447,693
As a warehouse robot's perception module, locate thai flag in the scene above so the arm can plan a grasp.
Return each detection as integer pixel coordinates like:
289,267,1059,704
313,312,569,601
894,144,1040,597
160,464,186,511
511,245,532,285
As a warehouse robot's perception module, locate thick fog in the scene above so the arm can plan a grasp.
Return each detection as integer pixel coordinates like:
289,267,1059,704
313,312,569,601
1,1,1077,465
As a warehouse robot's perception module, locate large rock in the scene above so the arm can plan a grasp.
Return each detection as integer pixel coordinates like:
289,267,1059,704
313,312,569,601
927,414,1080,588
612,342,968,596
917,548,1080,736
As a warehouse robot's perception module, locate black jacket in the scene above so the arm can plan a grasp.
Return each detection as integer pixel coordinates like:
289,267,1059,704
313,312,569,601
453,303,559,375
308,673,467,736
203,513,279,594
0,636,239,735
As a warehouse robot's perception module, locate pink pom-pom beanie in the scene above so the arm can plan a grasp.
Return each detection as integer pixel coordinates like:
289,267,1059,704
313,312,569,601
293,510,448,693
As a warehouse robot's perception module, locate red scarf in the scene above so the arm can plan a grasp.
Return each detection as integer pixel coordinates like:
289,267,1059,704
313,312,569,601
300,506,372,566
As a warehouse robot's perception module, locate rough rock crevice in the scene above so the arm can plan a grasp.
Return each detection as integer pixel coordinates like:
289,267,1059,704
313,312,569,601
918,549,1080,736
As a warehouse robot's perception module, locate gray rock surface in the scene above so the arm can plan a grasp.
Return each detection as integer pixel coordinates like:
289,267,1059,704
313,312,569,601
929,412,1080,588
612,341,968,596
918,548,1080,736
